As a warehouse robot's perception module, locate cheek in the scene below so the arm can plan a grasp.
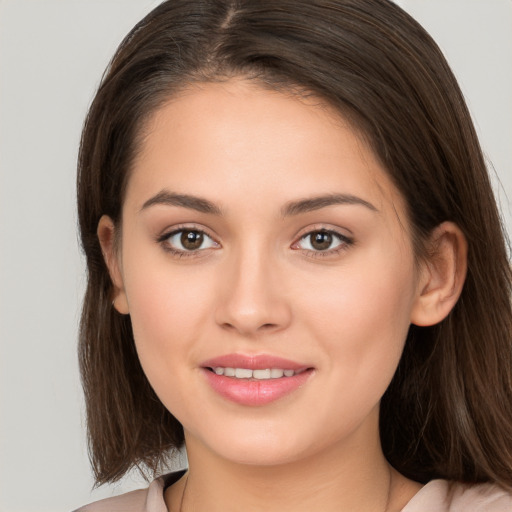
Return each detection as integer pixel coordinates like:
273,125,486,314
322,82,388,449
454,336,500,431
122,251,215,376
123,266,217,423
299,247,416,389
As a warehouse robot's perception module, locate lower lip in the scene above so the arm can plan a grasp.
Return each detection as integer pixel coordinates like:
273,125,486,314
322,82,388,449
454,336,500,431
202,368,313,406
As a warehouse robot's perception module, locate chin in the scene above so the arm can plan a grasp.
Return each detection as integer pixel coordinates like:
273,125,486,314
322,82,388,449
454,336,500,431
216,441,308,467
186,417,326,468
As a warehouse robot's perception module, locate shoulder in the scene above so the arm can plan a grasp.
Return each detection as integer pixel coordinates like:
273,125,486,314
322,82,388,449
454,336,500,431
73,487,150,512
73,472,184,512
403,479,512,512
448,481,512,511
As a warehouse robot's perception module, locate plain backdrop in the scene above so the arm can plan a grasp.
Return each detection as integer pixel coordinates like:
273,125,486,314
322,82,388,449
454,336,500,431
0,1,510,511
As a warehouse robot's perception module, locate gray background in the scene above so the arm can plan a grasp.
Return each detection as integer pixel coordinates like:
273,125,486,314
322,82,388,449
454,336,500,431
0,1,510,511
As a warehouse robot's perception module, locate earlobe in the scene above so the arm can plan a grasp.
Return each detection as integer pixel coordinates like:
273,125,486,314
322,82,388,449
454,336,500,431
410,222,468,327
97,215,129,314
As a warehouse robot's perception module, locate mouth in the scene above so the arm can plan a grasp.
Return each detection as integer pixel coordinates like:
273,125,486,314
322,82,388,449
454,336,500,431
205,366,308,380
201,354,314,406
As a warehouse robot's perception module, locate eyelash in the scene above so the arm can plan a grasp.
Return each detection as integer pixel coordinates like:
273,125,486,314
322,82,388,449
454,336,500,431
291,229,354,258
156,226,354,259
157,225,219,258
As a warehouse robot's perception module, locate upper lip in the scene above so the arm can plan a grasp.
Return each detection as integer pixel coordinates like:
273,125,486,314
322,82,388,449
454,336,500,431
201,354,310,371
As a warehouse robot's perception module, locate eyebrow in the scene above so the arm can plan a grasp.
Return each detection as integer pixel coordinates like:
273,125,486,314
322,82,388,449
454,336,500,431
282,193,378,216
140,190,222,215
140,190,378,217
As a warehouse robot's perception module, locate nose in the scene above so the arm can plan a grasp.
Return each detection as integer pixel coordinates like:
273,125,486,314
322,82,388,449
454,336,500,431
214,247,292,336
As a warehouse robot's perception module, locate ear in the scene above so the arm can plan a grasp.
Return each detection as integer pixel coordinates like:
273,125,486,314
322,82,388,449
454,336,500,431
97,215,129,314
410,222,468,327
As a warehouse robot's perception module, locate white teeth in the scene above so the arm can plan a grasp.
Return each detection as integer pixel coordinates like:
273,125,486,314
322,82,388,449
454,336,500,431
211,367,299,379
253,369,271,380
235,368,253,379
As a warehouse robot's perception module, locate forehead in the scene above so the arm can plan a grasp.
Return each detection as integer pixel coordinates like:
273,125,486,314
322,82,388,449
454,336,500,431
127,79,407,226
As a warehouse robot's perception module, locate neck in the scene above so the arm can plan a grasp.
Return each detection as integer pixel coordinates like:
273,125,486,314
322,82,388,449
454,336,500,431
165,418,421,512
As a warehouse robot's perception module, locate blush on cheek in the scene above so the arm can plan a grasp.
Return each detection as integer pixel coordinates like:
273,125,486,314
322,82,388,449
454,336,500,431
127,272,211,370
305,262,412,388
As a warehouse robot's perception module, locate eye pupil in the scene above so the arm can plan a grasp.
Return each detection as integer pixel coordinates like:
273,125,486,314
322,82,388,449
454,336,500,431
311,231,332,251
181,230,203,250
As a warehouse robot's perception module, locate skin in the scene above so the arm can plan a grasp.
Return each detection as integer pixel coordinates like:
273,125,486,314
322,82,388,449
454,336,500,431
99,79,467,511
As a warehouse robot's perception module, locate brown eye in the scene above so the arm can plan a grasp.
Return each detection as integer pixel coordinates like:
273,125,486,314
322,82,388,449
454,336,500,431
294,229,351,254
163,229,218,253
310,231,333,251
181,230,204,250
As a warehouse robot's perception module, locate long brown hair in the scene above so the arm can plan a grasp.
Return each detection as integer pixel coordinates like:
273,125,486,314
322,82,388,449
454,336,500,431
77,0,512,486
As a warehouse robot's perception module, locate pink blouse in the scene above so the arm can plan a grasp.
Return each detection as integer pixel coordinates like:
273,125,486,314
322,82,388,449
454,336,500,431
74,472,512,511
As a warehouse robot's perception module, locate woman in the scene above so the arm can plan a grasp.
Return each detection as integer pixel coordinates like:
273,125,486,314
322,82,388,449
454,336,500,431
75,0,512,510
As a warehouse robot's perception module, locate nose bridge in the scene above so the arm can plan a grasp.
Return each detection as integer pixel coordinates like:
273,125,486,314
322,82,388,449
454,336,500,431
215,238,291,335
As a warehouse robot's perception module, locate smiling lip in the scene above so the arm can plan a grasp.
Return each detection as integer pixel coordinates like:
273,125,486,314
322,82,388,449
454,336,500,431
201,354,313,406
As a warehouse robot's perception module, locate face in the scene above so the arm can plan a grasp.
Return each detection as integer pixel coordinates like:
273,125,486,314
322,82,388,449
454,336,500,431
107,80,427,467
